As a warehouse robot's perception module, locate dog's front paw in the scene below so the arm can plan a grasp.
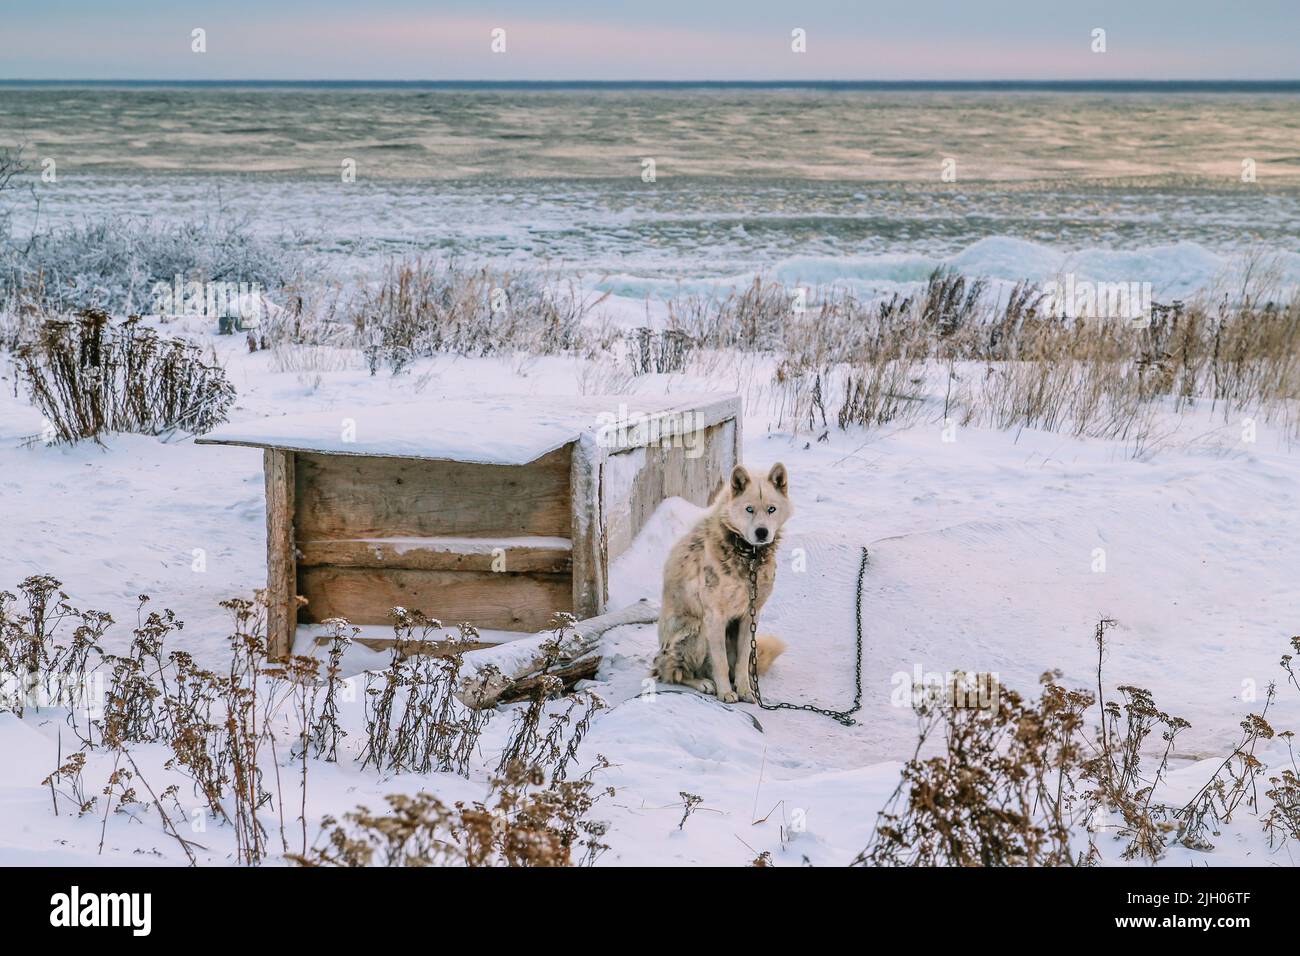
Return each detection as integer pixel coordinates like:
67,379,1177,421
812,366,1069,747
719,690,739,704
735,687,756,703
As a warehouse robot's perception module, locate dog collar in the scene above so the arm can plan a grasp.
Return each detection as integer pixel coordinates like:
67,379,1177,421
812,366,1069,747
724,526,771,563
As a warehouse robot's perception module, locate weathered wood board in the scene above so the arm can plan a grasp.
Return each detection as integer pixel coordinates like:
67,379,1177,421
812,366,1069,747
602,419,737,561
264,448,297,659
297,566,572,633
296,537,572,574
294,446,572,539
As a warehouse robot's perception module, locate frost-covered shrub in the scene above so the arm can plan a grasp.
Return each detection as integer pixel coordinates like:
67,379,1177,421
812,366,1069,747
0,215,303,316
625,327,694,375
16,309,234,443
347,259,587,371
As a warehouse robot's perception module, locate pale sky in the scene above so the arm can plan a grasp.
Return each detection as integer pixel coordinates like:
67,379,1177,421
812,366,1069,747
1,0,1297,81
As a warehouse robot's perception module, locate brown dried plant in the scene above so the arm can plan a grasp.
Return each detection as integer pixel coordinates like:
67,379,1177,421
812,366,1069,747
15,310,234,443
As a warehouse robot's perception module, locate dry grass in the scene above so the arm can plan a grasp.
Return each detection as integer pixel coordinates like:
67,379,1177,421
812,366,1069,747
854,670,1089,867
294,760,611,868
5,574,1299,867
3,215,1294,447
60,245,1282,446
1,573,615,867
267,258,600,374
268,341,359,392
11,240,1293,451
359,610,492,777
14,309,234,443
658,269,1300,444
856,619,1298,867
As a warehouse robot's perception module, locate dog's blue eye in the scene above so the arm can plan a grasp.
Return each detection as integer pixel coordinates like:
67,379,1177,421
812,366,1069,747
745,506,754,514
767,506,776,514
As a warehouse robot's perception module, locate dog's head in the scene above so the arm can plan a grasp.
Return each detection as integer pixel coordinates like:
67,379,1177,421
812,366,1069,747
721,462,792,548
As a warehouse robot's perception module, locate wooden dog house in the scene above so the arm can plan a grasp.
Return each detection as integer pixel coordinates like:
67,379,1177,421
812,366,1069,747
198,394,741,657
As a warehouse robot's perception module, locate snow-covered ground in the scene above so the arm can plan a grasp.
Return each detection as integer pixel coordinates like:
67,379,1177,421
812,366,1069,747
1,320,1298,866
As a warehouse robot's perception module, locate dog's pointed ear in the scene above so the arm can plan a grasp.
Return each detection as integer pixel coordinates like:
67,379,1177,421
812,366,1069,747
768,462,789,496
729,465,750,497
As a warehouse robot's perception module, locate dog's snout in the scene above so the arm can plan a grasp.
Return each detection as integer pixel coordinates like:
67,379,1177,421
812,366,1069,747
754,526,769,542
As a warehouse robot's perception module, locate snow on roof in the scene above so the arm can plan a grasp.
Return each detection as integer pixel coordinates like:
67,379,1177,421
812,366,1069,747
196,393,739,465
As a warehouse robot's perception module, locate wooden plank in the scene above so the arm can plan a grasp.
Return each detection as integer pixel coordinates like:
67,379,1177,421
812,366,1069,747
297,566,572,633
294,446,572,539
310,635,499,656
604,418,737,561
569,439,605,621
296,537,572,573
264,448,297,660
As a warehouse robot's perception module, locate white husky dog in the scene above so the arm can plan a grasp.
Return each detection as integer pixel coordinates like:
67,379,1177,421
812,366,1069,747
653,463,791,702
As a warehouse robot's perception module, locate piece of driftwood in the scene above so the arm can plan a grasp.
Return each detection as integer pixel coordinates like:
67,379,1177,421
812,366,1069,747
457,599,660,708
496,656,603,704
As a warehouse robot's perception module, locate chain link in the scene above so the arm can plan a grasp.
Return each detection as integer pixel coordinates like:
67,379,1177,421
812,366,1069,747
745,546,867,727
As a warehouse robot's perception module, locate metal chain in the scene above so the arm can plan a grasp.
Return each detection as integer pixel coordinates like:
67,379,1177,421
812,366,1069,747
745,546,867,727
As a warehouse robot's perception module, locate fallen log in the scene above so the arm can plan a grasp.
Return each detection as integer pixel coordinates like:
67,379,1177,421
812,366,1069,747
457,599,659,708
496,656,603,705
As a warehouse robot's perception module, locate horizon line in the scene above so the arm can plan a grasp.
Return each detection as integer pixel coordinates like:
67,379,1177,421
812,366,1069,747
3,78,1299,91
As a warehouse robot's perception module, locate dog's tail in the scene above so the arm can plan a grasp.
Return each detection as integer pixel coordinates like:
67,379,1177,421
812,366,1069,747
755,634,787,675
